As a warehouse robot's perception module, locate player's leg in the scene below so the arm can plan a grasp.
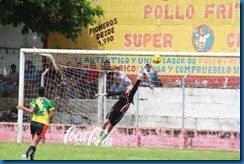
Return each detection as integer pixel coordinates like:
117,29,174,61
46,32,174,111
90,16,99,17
96,108,115,146
100,120,113,140
96,109,124,146
23,135,40,160
26,122,48,160
25,145,36,160
22,122,35,160
106,123,114,133
99,118,110,137
29,134,42,160
100,114,123,142
96,118,110,146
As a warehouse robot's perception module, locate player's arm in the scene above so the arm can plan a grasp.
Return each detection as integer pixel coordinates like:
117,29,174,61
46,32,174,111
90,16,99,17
16,105,35,114
129,79,141,98
106,90,124,96
129,73,143,97
49,107,55,123
49,110,54,118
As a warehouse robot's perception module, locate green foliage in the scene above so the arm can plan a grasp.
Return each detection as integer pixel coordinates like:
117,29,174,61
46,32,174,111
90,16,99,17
0,0,104,42
0,142,240,160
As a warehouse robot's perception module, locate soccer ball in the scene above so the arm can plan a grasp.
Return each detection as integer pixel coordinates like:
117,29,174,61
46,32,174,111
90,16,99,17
152,54,162,64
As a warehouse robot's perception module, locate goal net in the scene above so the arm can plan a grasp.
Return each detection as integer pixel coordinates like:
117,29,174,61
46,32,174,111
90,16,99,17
17,49,240,143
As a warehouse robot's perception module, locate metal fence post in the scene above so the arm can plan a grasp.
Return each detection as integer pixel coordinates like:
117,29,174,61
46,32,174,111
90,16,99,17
182,72,190,129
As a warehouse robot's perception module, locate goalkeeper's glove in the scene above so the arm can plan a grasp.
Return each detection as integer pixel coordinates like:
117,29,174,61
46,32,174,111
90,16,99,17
137,72,143,80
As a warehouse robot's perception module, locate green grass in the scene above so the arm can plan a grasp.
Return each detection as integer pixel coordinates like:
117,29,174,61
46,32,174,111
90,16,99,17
0,142,240,160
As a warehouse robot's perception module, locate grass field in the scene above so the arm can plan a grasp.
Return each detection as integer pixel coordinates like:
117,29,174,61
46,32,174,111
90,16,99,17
0,142,240,160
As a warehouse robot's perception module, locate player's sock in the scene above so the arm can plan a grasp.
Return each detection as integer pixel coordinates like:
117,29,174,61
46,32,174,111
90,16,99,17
98,128,105,137
30,146,36,160
101,130,109,141
26,146,35,160
96,128,107,146
96,128,105,146
25,146,32,158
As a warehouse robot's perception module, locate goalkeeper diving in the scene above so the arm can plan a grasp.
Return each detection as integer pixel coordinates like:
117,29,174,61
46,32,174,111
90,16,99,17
95,72,144,146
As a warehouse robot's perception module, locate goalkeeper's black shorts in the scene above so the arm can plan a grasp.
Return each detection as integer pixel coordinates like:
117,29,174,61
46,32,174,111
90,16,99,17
106,107,124,126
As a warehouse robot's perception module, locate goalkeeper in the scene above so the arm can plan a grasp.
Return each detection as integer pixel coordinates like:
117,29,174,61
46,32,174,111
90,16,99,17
95,72,143,146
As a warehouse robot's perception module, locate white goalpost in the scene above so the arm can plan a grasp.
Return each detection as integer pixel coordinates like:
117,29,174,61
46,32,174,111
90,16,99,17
17,48,240,143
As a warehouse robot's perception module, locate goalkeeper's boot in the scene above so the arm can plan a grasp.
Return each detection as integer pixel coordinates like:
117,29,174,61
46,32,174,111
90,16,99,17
95,137,102,146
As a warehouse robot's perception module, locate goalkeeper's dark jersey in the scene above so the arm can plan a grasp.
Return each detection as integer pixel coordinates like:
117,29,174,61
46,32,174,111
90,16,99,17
107,79,141,113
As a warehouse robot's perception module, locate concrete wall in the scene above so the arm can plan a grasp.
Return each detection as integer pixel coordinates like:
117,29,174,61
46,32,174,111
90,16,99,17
0,87,240,132
62,87,240,131
0,123,240,151
130,87,240,131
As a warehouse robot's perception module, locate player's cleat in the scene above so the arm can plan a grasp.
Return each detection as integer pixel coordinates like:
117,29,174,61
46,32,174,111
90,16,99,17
21,154,27,160
95,137,102,146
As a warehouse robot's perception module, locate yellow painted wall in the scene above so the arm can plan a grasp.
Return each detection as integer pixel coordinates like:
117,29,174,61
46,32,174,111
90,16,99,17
48,0,240,53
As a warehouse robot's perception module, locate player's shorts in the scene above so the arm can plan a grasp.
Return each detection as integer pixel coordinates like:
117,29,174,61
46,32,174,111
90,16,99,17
106,107,124,126
30,121,48,138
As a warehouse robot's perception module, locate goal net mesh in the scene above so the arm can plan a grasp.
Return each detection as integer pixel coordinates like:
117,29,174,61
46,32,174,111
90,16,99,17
18,49,240,130
22,51,112,126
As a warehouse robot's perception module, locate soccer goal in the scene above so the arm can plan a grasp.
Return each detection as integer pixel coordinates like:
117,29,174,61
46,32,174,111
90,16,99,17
17,49,240,143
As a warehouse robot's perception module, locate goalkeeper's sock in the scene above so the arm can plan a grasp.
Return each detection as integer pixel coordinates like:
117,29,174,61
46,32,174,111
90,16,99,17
101,130,109,141
96,128,105,146
98,128,105,137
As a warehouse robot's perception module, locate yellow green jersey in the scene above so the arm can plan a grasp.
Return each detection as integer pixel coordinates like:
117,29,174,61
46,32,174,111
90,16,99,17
30,97,55,125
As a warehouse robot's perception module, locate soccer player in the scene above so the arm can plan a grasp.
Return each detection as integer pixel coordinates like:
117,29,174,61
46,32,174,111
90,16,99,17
95,72,143,146
16,87,55,160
